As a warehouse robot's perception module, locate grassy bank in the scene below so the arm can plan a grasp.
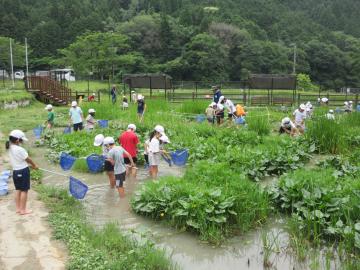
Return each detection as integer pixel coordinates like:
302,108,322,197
35,185,176,270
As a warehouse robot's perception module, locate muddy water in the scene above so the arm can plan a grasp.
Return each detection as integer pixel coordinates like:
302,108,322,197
30,135,340,270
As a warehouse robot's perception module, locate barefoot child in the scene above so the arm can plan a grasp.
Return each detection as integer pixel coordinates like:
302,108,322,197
6,130,38,215
93,134,115,188
104,137,135,198
149,125,165,179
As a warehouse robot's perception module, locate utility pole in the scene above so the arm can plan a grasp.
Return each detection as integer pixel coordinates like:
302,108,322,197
292,44,297,75
25,37,29,88
9,38,15,87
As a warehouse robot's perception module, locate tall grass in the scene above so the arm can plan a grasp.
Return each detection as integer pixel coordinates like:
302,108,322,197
247,113,270,136
178,100,209,114
306,117,345,154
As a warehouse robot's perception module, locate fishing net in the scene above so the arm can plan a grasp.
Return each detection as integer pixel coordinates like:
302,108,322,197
60,152,76,171
86,154,105,173
69,176,88,199
170,149,189,166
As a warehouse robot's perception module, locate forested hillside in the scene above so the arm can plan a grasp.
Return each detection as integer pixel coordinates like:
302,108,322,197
1,0,360,88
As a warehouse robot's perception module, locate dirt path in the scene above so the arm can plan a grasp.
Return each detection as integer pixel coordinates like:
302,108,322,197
0,139,67,270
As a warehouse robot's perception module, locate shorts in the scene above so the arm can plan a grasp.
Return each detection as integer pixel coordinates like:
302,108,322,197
279,126,291,134
124,157,137,164
149,153,161,166
115,172,126,188
228,113,234,118
144,154,149,164
104,160,114,172
73,122,83,131
13,167,30,191
137,109,144,115
216,112,224,124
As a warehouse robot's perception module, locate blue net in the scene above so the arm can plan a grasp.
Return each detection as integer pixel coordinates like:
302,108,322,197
98,120,109,128
170,149,189,166
63,126,72,134
33,126,43,139
235,117,246,125
69,176,88,199
60,152,77,171
196,115,206,123
86,154,105,173
161,154,172,166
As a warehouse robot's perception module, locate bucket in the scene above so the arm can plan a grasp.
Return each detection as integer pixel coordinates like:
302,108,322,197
86,154,105,173
33,126,43,139
69,176,88,199
60,152,77,171
170,149,189,166
98,120,109,128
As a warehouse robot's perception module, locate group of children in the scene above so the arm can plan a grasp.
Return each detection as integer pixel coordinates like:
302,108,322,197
92,124,170,197
122,92,147,122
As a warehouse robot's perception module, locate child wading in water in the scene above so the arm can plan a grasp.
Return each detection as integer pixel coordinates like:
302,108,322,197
148,125,166,179
104,137,135,198
45,104,55,129
94,134,115,188
6,130,38,215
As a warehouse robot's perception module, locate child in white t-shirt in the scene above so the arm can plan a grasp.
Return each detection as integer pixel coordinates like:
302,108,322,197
148,125,165,179
293,104,307,134
6,130,38,215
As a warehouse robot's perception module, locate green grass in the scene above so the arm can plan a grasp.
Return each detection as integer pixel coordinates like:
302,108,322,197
35,185,176,270
0,90,33,103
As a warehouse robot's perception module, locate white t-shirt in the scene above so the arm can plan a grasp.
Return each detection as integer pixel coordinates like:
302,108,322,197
293,109,306,125
225,99,236,114
9,144,29,170
149,137,160,154
85,115,96,129
326,113,335,120
216,103,224,111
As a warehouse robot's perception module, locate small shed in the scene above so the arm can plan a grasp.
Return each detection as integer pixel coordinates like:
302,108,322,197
123,73,172,98
249,74,297,90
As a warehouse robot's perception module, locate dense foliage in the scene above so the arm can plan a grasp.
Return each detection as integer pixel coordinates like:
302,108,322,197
2,0,360,88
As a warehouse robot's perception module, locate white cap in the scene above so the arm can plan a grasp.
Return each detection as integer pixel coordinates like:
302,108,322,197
93,134,104,146
211,102,216,106
349,101,353,104
137,95,144,100
71,101,77,107
45,104,53,110
300,104,306,110
131,91,135,93
344,101,348,105
103,136,115,145
88,108,96,113
306,108,310,112
92,93,96,96
329,109,334,114
219,96,225,102
127,124,136,131
160,135,170,144
154,125,165,135
282,117,291,124
9,130,28,141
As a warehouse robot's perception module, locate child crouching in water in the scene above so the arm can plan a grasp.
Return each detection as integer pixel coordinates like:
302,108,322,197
6,130,38,215
104,137,135,198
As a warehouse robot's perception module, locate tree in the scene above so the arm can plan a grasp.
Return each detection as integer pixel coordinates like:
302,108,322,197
0,36,27,72
297,73,319,91
60,32,143,79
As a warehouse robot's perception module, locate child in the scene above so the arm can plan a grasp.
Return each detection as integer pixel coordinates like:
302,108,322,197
69,101,84,132
88,93,96,102
279,117,297,136
93,134,115,188
293,104,307,134
85,109,96,131
122,96,129,110
137,95,146,123
148,125,165,179
215,102,225,125
45,104,55,129
6,130,38,215
119,124,139,177
104,137,135,198
143,138,150,169
131,91,137,103
235,104,246,117
326,109,335,120
205,103,215,124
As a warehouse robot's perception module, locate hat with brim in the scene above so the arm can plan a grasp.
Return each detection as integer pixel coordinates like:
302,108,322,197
10,130,28,141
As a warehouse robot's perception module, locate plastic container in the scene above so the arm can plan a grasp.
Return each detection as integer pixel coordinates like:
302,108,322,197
69,176,88,199
60,152,77,171
86,154,105,173
33,126,43,139
98,120,109,128
170,149,189,166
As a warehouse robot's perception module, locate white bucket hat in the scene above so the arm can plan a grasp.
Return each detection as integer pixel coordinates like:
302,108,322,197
299,104,306,110
282,117,291,125
160,135,170,144
329,109,334,114
88,108,96,113
10,130,28,141
71,101,77,107
45,104,53,110
93,134,104,146
154,125,165,135
127,124,136,131
103,136,115,145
